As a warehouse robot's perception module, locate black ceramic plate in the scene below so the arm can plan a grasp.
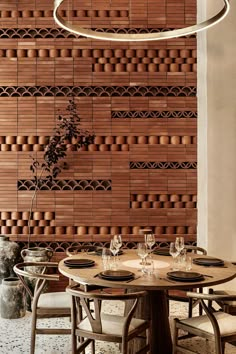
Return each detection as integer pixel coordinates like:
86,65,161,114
167,271,204,282
99,269,134,281
64,259,95,267
153,248,170,256
193,257,224,266
65,263,95,268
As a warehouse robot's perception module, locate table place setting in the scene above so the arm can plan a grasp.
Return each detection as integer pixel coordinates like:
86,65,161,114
193,257,226,267
166,270,204,282
63,258,95,269
93,269,141,282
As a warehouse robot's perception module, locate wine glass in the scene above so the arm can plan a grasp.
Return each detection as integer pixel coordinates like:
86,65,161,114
169,242,179,270
137,243,148,273
145,233,155,256
113,234,122,252
175,237,185,267
175,237,185,254
110,239,119,269
113,234,122,264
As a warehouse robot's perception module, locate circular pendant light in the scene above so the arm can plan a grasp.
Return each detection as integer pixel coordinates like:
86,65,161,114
54,0,230,42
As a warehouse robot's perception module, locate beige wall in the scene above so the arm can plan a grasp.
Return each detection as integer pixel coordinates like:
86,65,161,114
198,0,236,289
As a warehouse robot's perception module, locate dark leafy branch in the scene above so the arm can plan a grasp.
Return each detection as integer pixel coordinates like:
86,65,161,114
28,98,95,245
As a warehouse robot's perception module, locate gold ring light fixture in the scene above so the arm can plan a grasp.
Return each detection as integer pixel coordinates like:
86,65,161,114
54,0,230,42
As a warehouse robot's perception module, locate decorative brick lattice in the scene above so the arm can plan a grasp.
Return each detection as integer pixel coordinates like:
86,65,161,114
0,211,55,236
0,28,77,39
130,162,197,169
130,194,197,209
18,240,197,253
112,111,197,119
0,134,196,152
2,222,196,237
18,180,112,191
92,49,196,73
0,27,196,39
0,9,129,19
0,48,196,60
0,47,196,72
0,86,197,97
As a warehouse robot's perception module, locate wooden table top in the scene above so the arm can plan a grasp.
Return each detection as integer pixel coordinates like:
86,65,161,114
58,249,236,291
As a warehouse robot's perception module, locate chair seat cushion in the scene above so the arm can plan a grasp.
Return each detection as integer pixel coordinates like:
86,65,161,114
38,292,71,308
180,311,236,335
78,313,147,336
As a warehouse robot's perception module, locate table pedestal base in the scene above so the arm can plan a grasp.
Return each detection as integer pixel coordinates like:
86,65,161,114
126,289,172,354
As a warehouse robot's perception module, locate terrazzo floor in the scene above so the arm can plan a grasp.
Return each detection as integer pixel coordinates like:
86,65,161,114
0,300,236,354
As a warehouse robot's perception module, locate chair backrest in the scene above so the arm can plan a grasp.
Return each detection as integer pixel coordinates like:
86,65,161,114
66,245,97,257
209,289,236,314
184,245,207,255
186,291,236,335
13,262,59,301
66,285,148,334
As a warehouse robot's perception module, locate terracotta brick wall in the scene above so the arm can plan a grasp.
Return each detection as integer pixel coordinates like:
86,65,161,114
0,0,197,250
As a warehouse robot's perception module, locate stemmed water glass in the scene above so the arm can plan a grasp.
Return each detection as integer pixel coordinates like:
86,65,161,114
110,239,119,269
113,234,122,265
113,234,122,252
145,233,155,257
137,243,148,273
169,242,179,270
175,237,185,254
175,237,185,267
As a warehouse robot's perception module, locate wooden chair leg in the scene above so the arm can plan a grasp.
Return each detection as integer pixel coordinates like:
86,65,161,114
215,335,223,354
188,298,193,318
198,288,203,315
91,339,95,354
172,320,178,354
222,341,226,354
71,297,77,354
30,310,37,354
121,338,128,354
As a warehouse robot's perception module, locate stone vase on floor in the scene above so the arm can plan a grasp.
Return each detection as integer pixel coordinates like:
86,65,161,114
0,235,20,284
0,277,26,319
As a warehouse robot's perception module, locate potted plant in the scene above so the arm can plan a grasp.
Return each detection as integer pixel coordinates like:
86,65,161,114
21,97,95,262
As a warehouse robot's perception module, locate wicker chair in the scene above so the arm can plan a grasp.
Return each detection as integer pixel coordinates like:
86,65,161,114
14,262,71,354
65,244,98,257
173,291,236,354
167,245,207,318
66,285,150,354
208,288,236,315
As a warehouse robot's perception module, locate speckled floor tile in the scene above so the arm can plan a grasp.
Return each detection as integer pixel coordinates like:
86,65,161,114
0,300,236,353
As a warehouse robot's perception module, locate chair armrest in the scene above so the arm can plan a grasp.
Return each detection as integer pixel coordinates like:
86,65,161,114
66,285,147,301
14,262,60,281
186,291,236,302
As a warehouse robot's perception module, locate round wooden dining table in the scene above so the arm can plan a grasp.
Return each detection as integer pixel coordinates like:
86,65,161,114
58,249,236,354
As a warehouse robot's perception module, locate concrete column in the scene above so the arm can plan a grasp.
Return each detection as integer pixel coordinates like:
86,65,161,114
198,0,236,289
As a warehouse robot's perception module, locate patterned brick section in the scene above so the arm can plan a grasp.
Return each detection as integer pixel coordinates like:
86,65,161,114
18,179,112,191
0,86,196,97
0,0,197,243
